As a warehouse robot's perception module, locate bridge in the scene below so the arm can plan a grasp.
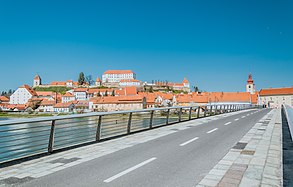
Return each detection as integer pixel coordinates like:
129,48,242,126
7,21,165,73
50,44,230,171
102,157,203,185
0,104,290,187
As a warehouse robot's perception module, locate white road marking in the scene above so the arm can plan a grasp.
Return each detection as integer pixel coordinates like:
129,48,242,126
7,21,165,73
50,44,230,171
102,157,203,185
207,128,218,134
241,116,245,118
224,122,232,126
104,157,157,183
180,137,199,147
234,118,239,121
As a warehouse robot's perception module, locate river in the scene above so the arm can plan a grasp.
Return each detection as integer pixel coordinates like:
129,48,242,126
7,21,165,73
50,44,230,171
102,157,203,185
0,115,179,163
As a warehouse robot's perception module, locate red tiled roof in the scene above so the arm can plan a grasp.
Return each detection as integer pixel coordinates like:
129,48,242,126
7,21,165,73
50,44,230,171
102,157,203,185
90,95,143,104
205,92,258,103
120,79,141,83
0,96,9,102
63,92,75,97
50,81,67,86
40,100,56,106
74,88,89,92
177,94,208,103
259,87,293,96
103,70,134,75
54,102,74,108
247,74,254,84
36,91,54,97
34,74,41,80
88,88,115,94
182,78,189,84
115,87,137,96
20,85,37,96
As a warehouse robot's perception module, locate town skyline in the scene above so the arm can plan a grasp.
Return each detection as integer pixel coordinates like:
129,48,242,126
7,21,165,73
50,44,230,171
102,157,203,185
0,1,292,92
1,63,292,93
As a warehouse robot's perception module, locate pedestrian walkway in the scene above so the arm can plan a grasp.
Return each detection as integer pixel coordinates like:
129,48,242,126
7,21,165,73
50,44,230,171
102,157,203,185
197,109,282,187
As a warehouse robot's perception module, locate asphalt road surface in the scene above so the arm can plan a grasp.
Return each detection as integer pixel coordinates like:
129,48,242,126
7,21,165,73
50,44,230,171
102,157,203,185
19,108,270,187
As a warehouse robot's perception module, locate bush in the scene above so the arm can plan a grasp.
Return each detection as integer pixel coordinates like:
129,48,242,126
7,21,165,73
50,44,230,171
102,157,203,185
34,87,71,94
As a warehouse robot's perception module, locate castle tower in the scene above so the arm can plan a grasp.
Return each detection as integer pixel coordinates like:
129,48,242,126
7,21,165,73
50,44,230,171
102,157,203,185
95,77,102,87
33,74,41,87
182,78,190,88
246,74,256,94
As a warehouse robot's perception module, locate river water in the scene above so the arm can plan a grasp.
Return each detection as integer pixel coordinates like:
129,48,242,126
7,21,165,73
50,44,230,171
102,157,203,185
0,115,180,163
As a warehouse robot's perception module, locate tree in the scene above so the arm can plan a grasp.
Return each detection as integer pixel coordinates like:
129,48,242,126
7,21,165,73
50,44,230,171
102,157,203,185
194,86,199,92
78,72,85,85
97,91,101,97
8,89,12,95
149,86,154,93
85,75,94,86
105,90,108,96
111,90,115,96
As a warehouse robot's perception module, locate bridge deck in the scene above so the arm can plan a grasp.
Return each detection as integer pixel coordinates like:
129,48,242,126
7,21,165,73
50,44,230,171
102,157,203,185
0,108,282,187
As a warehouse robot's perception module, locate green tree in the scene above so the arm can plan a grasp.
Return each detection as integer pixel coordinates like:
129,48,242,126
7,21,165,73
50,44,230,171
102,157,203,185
149,86,154,93
78,72,85,85
111,90,115,96
97,91,101,97
194,86,199,92
105,91,108,96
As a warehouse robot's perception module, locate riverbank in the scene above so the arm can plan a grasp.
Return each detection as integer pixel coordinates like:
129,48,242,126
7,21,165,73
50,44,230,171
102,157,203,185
0,112,68,119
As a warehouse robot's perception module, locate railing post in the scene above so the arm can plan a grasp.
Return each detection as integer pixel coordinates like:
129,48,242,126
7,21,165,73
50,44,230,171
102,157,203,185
189,107,192,120
179,108,182,122
48,120,56,153
96,115,102,141
210,105,213,116
150,110,154,129
127,112,132,134
197,106,201,118
166,109,170,125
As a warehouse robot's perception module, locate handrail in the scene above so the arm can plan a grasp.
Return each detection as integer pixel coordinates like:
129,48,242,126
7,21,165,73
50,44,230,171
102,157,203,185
0,104,254,125
0,104,260,165
282,105,293,141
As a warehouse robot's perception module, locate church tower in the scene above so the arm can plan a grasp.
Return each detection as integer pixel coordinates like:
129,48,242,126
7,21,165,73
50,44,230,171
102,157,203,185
246,74,256,94
95,77,102,87
33,74,42,87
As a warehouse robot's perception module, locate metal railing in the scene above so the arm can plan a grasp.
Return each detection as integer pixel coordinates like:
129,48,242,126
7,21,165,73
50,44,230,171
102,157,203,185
282,105,293,141
0,104,259,165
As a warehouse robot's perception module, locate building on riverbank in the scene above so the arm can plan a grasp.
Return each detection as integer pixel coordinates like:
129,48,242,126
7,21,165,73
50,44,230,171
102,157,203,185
259,87,293,108
0,96,9,104
9,85,37,105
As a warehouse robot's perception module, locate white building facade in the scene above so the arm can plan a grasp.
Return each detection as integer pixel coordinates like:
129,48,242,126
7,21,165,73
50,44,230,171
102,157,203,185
119,79,142,87
102,70,136,83
73,88,89,101
9,85,36,104
259,87,293,108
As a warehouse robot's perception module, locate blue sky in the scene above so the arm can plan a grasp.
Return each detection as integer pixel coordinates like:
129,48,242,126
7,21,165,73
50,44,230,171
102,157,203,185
0,0,292,92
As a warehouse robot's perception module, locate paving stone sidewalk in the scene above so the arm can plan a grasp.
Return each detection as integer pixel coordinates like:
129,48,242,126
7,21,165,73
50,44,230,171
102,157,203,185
0,110,249,186
197,109,282,187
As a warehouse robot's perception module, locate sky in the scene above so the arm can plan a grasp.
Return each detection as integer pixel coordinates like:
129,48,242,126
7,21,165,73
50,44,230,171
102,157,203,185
0,0,292,92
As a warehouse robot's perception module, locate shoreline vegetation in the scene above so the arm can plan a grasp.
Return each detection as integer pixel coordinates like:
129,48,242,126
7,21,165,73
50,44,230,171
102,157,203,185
0,112,69,119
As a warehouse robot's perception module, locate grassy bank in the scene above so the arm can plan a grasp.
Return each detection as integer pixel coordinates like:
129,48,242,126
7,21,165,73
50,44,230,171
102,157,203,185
0,112,68,118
